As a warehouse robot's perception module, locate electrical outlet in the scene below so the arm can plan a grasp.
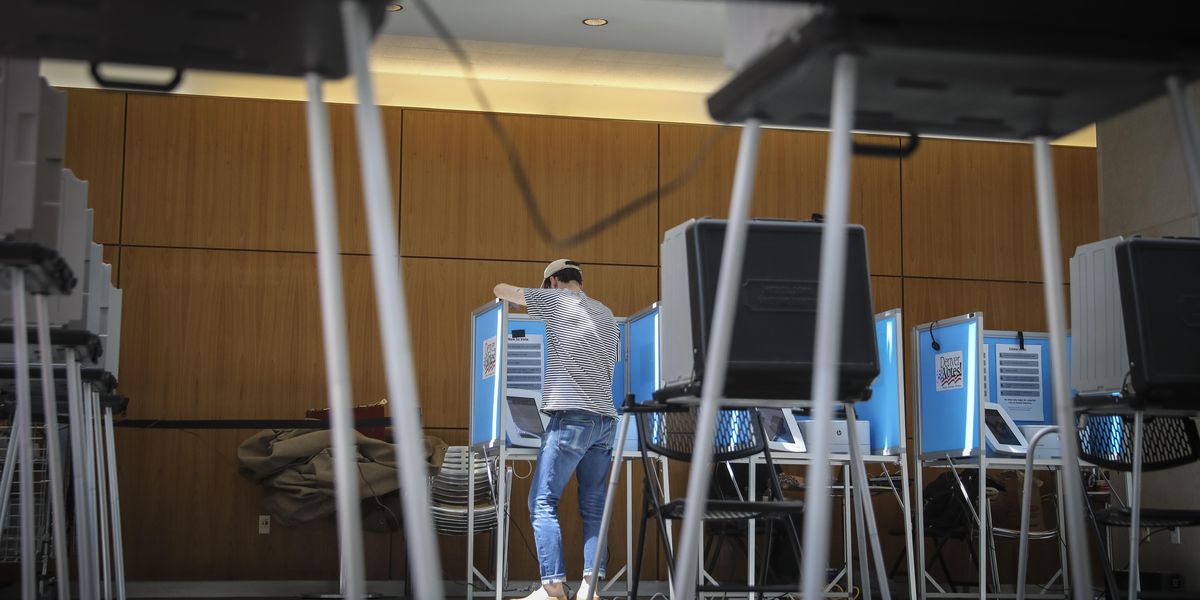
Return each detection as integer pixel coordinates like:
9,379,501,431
1171,527,1182,544
258,515,271,535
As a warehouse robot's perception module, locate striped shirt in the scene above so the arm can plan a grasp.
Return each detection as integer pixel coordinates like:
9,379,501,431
522,288,619,417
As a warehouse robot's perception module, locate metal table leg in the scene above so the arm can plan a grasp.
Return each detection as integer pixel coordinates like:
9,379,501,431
102,409,126,600
1018,427,1059,600
899,452,918,600
339,3,443,598
671,118,762,600
800,51,858,600
467,450,476,600
588,413,632,597
7,267,36,600
304,70,367,600
65,350,96,600
1127,412,1145,600
91,390,111,600
847,406,890,600
33,295,71,600
1032,136,1094,600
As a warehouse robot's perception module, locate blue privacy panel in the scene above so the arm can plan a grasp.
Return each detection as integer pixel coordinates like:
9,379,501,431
628,307,659,404
983,332,1054,425
917,316,982,458
625,306,660,453
471,302,504,446
857,311,903,453
614,321,627,412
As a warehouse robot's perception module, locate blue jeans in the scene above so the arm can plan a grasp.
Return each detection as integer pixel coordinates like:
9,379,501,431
528,410,616,585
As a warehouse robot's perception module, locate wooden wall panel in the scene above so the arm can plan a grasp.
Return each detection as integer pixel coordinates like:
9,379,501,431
901,277,1068,333
118,247,387,419
121,95,401,253
902,139,1099,281
115,429,393,578
64,89,126,245
872,275,903,314
659,124,903,276
400,110,659,266
115,429,393,580
402,257,658,429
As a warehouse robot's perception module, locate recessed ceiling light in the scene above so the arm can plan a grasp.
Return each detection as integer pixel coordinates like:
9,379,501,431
386,3,403,11
582,18,609,26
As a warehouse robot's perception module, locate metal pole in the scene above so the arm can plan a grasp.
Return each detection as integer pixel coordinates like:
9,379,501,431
467,450,476,600
898,452,917,600
671,118,762,600
1127,412,1144,600
1017,427,1059,600
33,296,71,600
8,268,36,600
854,471,872,600
102,409,126,600
339,3,443,599
587,413,632,597
305,71,367,600
494,305,509,600
92,391,111,600
1165,76,1200,219
800,52,858,600
66,351,96,600
82,385,102,597
1032,136,1094,600
0,415,16,537
847,406,890,600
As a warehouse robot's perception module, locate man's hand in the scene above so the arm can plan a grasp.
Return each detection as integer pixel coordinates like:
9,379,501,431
493,283,526,306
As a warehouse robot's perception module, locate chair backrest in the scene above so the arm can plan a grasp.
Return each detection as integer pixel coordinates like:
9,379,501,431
1078,415,1200,472
634,405,765,463
431,446,496,506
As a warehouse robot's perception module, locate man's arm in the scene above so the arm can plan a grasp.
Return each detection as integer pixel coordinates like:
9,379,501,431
493,283,526,306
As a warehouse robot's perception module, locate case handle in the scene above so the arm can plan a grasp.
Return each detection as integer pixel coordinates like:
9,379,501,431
90,62,183,92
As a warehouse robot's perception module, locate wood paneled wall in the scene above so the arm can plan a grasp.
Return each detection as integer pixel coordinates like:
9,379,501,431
62,88,1098,584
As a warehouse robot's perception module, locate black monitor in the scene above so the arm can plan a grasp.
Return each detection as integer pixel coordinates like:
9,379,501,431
1115,237,1200,403
682,219,879,402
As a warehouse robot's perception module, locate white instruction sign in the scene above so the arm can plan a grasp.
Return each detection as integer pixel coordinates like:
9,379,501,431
506,332,544,391
994,344,1043,421
935,350,964,392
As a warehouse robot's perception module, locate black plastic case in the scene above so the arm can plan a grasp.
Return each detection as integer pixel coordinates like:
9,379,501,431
1114,237,1200,402
683,219,879,402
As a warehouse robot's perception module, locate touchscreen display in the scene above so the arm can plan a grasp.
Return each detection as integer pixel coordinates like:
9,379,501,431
985,409,1020,445
508,396,545,434
761,409,794,443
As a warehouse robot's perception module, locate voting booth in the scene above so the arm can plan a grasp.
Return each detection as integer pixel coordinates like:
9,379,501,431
913,314,1077,599
468,300,629,451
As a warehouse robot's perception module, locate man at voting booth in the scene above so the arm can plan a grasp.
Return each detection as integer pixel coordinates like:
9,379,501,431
493,259,620,600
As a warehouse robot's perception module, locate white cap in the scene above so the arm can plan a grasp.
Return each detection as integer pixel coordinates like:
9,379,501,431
543,258,582,280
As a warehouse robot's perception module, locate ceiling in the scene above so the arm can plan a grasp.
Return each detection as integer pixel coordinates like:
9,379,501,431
372,0,733,93
382,0,727,58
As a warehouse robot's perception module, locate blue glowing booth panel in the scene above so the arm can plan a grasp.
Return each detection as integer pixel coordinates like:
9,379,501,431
625,305,661,452
470,301,505,446
916,315,983,459
982,331,1057,425
856,310,905,454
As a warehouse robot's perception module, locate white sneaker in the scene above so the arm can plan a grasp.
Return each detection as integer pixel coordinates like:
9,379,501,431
575,581,600,600
517,587,566,600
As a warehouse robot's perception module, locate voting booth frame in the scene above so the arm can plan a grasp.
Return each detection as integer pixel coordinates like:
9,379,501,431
912,313,1085,600
466,299,919,600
